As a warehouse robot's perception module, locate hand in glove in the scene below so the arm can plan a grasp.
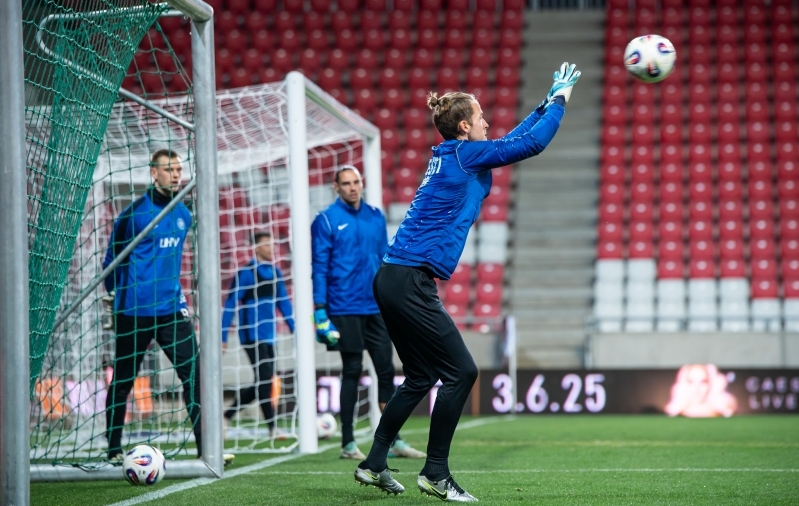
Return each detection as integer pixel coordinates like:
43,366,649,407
313,308,340,346
542,62,581,108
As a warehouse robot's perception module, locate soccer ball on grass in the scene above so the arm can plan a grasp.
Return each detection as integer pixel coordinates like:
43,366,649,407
624,34,676,83
316,413,337,439
122,444,166,486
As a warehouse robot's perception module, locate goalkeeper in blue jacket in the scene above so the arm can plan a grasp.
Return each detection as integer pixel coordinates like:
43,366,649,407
312,165,425,460
102,149,202,462
354,63,581,501
221,231,294,439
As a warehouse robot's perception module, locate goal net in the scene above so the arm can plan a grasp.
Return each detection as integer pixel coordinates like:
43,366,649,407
27,1,381,474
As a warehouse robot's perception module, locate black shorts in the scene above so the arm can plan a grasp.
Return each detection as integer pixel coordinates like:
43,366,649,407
328,314,390,354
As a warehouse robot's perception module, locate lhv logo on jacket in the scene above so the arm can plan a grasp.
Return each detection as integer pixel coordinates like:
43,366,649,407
159,237,180,248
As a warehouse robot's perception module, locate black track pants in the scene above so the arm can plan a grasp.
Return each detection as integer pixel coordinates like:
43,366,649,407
225,342,276,427
106,313,202,457
371,263,478,464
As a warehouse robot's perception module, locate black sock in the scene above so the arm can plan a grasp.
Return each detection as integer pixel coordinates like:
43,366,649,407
420,456,449,482
361,438,391,472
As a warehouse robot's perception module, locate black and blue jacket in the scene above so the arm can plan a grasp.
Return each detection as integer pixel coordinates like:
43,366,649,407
221,259,295,345
385,102,566,279
311,198,387,316
103,187,192,316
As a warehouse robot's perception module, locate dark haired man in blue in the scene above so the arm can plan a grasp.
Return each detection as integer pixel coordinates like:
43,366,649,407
312,165,425,461
103,149,203,462
222,230,294,438
354,63,581,501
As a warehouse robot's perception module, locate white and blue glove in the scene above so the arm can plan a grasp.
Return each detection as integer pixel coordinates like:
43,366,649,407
542,62,581,108
314,308,340,346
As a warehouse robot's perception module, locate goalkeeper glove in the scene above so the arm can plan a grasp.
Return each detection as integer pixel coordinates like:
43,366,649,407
101,291,115,331
313,308,340,346
542,62,581,108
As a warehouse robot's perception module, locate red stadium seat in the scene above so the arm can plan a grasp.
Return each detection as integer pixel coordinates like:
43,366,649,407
492,166,512,187
473,302,501,321
437,67,460,91
445,283,470,305
784,238,799,261
631,163,654,183
477,263,504,284
749,179,773,201
751,238,776,260
689,144,711,164
658,259,684,279
720,239,744,260
602,125,625,145
600,202,624,222
450,263,472,285
630,182,654,202
660,123,682,144
689,123,711,144
659,181,682,203
782,219,799,240
444,302,468,329
602,145,624,165
689,181,713,201
381,129,400,151
597,240,623,259
784,258,799,281
482,204,508,222
393,167,420,186
721,259,746,278
752,259,778,280
690,239,714,260
718,180,742,202
717,102,740,123
598,221,623,242
717,123,740,145
719,200,743,221
660,144,683,166
629,221,654,242
750,219,776,240
629,240,653,259
660,161,682,183
690,259,714,279
689,220,713,241
660,201,682,222
659,220,683,242
719,219,744,240
749,160,772,182
495,67,520,87
632,145,654,166
689,200,713,221
718,161,742,181
630,201,655,223
749,200,774,222
476,283,502,304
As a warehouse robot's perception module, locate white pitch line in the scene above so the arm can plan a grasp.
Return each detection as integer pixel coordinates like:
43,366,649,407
254,468,799,476
106,416,512,506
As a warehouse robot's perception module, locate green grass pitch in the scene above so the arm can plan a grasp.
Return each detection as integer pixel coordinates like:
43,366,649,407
32,415,798,505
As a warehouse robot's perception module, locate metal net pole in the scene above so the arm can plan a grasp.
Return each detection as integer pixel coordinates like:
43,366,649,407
188,7,224,476
0,0,31,503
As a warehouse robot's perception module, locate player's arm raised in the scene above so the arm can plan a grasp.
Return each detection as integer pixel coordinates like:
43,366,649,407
460,62,581,171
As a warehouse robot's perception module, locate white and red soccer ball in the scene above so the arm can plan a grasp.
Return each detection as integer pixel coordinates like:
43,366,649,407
624,34,677,83
316,412,337,439
123,444,166,486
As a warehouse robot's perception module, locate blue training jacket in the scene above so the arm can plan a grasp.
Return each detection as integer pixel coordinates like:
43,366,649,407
221,259,295,345
311,198,388,316
385,102,566,280
103,187,192,316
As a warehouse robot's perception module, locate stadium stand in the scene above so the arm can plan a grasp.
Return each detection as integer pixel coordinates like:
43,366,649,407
132,0,524,331
595,0,799,332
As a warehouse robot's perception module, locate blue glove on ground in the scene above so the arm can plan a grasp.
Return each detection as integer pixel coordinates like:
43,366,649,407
314,308,340,346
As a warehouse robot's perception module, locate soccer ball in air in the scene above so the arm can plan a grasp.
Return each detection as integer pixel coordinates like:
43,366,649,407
316,413,337,439
122,445,166,486
624,34,676,83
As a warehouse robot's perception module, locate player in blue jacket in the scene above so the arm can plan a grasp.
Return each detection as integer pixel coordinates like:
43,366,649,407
221,231,295,437
355,63,581,500
312,165,425,460
102,149,202,462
